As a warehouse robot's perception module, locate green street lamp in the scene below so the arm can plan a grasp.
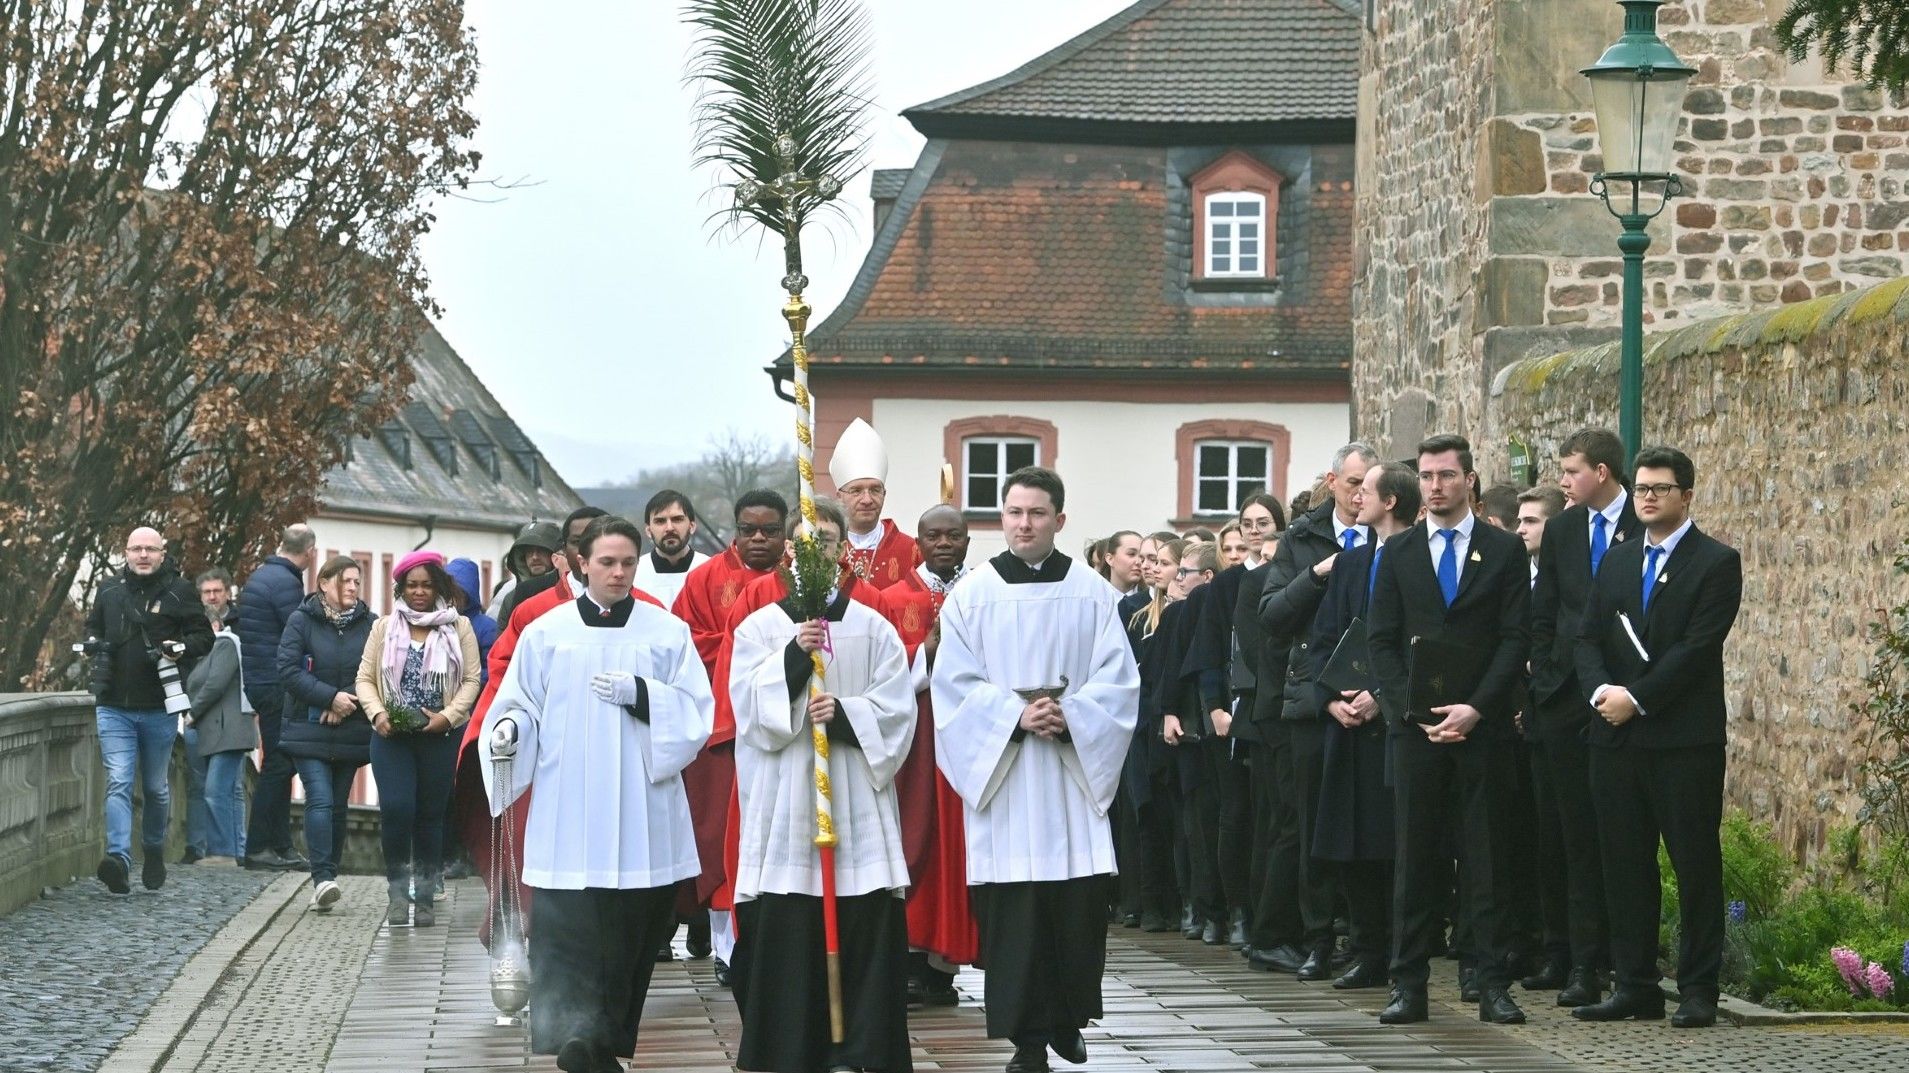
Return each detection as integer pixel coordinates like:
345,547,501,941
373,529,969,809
1582,0,1695,463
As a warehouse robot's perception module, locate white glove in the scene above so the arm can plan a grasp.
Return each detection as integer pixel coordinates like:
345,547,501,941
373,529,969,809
590,671,638,707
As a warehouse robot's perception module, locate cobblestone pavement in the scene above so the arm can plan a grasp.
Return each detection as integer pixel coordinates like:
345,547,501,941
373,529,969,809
27,875,1909,1073
0,860,274,1073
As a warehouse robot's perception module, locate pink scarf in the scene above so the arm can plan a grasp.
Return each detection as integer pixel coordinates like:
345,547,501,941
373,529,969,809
382,601,462,700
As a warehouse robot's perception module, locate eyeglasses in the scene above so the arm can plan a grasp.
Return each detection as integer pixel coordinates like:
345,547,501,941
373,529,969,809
736,523,786,538
1634,483,1687,500
1174,567,1204,577
126,545,163,554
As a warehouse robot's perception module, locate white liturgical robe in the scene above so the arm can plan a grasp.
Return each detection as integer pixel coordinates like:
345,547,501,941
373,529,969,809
729,594,917,900
930,550,1140,884
633,550,706,610
481,596,714,890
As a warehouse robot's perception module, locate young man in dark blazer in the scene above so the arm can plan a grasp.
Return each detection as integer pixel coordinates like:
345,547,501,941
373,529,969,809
1572,445,1742,1029
1368,435,1532,1026
1526,428,1642,1006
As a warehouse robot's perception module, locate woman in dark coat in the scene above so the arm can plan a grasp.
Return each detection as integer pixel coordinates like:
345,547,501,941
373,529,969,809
278,555,377,914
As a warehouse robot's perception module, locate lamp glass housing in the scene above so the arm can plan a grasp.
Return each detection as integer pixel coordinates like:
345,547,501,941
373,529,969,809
1587,68,1691,176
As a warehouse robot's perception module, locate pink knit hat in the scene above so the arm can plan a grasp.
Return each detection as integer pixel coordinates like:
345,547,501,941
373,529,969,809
392,550,446,582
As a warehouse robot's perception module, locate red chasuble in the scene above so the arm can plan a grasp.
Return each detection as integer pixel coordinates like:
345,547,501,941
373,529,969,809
710,569,893,913
843,518,922,590
670,547,778,908
885,568,980,965
452,572,665,948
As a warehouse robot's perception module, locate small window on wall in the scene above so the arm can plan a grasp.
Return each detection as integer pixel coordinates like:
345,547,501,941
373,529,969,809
1205,193,1267,278
964,437,1039,511
1195,440,1271,515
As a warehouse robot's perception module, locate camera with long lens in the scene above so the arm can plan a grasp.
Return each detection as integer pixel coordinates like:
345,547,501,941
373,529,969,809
153,650,192,716
74,636,113,695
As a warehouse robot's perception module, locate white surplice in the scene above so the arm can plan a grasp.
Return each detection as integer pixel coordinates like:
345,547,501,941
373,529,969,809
480,597,713,890
634,550,707,610
930,551,1141,884
729,597,917,900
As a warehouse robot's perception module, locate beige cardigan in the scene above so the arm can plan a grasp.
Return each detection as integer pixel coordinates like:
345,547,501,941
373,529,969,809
354,615,483,728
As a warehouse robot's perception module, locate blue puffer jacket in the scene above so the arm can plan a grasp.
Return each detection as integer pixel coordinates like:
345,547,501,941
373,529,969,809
445,557,499,689
277,595,376,724
237,555,305,709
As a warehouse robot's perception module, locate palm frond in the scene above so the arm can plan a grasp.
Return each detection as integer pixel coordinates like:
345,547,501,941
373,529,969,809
684,0,875,241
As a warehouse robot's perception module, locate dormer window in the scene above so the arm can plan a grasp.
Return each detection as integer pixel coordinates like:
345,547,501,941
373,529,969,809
1190,151,1283,283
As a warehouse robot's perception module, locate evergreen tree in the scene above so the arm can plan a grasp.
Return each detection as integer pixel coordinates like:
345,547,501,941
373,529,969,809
1778,0,1909,90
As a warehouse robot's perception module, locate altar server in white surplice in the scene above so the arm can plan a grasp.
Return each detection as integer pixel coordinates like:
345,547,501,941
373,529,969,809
727,509,918,1073
481,515,713,1073
930,466,1140,1073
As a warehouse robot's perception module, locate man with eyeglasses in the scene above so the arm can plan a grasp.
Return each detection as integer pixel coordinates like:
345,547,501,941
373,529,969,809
1573,446,1740,1030
670,489,793,985
1526,428,1640,1008
1251,443,1377,979
86,527,215,893
1367,434,1533,1027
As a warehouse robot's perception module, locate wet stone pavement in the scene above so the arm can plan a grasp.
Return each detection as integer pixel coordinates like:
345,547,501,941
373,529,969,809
0,860,273,1073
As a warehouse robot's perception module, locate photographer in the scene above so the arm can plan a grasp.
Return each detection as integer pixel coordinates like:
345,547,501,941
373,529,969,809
84,526,215,894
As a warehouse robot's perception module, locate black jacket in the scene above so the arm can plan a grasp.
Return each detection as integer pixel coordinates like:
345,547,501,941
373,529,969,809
1529,496,1642,739
1259,501,1366,720
277,595,377,725
85,560,215,709
1368,518,1531,738
237,555,305,704
1576,524,1741,750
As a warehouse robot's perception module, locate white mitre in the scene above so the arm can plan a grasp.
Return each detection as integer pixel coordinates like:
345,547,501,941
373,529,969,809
829,417,889,489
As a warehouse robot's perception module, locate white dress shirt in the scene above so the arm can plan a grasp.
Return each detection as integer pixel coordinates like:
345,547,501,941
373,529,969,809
1332,514,1367,551
1423,512,1477,578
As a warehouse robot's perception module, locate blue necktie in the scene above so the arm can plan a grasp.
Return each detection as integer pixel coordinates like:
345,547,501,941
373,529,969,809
1437,529,1460,607
1367,544,1383,602
1590,513,1609,577
1342,528,1358,552
1642,544,1664,613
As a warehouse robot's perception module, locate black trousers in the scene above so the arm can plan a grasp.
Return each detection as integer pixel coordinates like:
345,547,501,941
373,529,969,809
1590,743,1726,997
1135,773,1180,918
1389,731,1518,993
1284,719,1335,950
1247,730,1296,949
528,884,678,1058
243,696,294,855
1525,740,1572,967
971,877,1110,1041
734,892,912,1073
1502,738,1545,961
1182,740,1224,924
1339,860,1392,963
1536,729,1609,971
1211,739,1254,913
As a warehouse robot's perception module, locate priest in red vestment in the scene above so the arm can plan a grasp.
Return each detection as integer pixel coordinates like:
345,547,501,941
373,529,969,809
452,507,666,949
882,504,980,1007
669,489,792,978
830,417,922,589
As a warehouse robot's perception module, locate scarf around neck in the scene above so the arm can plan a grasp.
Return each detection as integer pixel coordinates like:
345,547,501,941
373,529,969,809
382,601,461,700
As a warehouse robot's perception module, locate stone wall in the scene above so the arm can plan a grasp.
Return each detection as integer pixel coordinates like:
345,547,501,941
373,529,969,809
1487,277,1909,856
1354,0,1909,473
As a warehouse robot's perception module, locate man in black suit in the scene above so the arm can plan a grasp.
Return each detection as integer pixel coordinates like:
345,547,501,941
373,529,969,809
1368,434,1531,1026
1526,428,1641,1006
1572,445,1742,1029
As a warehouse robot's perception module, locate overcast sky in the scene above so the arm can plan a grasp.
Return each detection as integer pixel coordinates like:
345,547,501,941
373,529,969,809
419,0,1134,488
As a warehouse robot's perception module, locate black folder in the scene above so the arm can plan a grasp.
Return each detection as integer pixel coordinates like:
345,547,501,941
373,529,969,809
1406,635,1493,725
1319,618,1378,696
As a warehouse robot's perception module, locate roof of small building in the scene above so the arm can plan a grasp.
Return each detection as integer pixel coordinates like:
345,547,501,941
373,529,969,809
318,320,583,531
904,0,1361,132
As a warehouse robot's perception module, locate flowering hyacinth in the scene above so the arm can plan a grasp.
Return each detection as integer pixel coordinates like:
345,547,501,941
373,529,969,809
1901,939,1909,980
1863,962,1894,999
1726,900,1746,923
1832,946,1865,995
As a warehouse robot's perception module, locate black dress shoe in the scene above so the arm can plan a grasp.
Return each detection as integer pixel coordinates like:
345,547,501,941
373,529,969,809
1296,946,1333,981
178,847,203,865
1247,944,1306,973
1671,992,1718,1028
1332,958,1389,990
1555,966,1603,1008
713,958,731,987
655,940,675,963
556,1038,595,1073
1377,988,1428,1024
97,855,131,894
922,972,959,1007
1050,1028,1087,1065
1458,965,1480,1003
1571,989,1666,1021
1520,958,1569,991
1121,911,1141,928
1228,912,1248,950
1201,920,1224,945
1005,1043,1050,1073
1182,915,1204,940
1139,911,1173,932
142,852,167,891
1478,987,1526,1024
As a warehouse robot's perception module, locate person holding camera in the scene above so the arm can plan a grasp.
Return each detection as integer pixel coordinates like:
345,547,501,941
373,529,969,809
279,556,378,912
84,526,215,894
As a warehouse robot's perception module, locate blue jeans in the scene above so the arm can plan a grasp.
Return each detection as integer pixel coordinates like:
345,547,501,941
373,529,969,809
370,731,458,890
204,749,249,859
97,706,174,862
293,757,361,883
181,727,210,855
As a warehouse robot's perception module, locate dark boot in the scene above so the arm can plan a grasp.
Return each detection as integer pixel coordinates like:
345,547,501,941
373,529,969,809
1378,988,1428,1024
686,912,712,958
386,877,411,927
1555,966,1603,1008
97,854,131,895
141,849,167,891
1520,956,1569,991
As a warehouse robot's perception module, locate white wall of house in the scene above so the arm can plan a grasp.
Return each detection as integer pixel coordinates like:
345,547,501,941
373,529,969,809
298,514,516,615
866,397,1352,563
